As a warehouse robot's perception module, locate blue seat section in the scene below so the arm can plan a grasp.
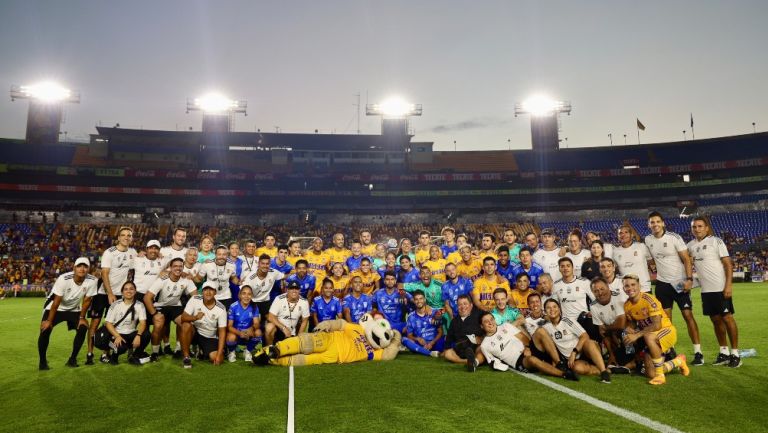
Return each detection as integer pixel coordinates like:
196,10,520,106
0,143,76,165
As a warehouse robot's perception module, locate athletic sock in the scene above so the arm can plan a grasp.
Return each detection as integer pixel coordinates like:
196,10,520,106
653,357,665,376
71,325,88,359
731,348,739,357
175,341,181,351
719,346,729,355
693,344,702,354
247,337,262,351
402,337,431,356
152,345,160,354
663,356,683,373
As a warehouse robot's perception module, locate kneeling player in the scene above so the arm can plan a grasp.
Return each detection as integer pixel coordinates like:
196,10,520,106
226,285,263,363
402,290,444,357
589,277,634,373
622,275,690,385
479,312,572,379
101,281,150,365
179,281,227,368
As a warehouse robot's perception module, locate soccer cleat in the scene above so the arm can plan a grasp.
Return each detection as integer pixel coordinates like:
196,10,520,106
728,355,742,368
563,369,579,381
608,365,631,374
182,357,192,369
149,353,159,363
172,350,183,360
556,360,568,372
252,348,271,366
100,353,110,364
39,361,50,371
600,370,611,384
164,346,173,356
109,354,119,365
677,354,690,377
85,353,94,365
430,351,440,358
466,356,478,373
691,352,704,366
228,351,237,363
65,358,79,368
648,374,666,385
128,356,141,366
244,350,253,363
713,353,730,366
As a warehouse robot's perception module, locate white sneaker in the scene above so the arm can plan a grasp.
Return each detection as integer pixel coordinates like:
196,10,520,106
227,351,237,363
430,351,440,358
244,350,253,362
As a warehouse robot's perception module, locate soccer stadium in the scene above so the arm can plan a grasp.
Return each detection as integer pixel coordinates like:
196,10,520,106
2,3,768,433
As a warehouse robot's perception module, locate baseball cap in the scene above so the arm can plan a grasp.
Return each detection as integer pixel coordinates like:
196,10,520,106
540,228,555,236
146,240,161,248
74,257,90,267
286,281,300,290
202,281,218,291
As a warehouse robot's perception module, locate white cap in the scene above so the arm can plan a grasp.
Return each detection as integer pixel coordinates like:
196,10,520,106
202,281,218,291
146,240,161,248
74,257,90,267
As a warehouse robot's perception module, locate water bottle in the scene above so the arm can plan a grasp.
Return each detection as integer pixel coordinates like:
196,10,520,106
621,330,635,355
739,348,757,358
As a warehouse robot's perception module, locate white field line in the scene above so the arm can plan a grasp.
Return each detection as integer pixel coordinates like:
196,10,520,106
512,370,686,433
287,365,295,433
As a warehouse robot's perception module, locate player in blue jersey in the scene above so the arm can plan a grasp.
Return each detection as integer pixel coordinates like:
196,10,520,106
345,240,368,273
496,246,516,284
403,290,445,357
440,227,458,259
311,278,343,326
227,242,244,300
225,285,262,363
397,255,421,286
373,271,412,333
441,262,474,322
512,246,545,289
377,252,400,280
270,244,294,301
342,276,373,323
284,260,317,301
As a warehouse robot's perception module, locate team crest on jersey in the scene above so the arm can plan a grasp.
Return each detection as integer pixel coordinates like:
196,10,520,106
633,251,637,256
554,331,562,339
703,245,707,249
567,288,572,294
663,242,667,248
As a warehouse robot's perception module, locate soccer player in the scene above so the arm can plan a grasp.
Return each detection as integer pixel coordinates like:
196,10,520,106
270,244,294,300
423,245,448,282
325,232,352,271
441,262,474,322
456,246,482,280
360,230,377,257
342,276,373,323
509,273,534,317
326,262,350,299
227,241,244,300
240,239,259,276
599,257,624,294
471,257,510,312
372,271,412,333
89,226,136,364
182,247,201,282
397,238,416,264
443,295,483,371
180,281,227,368
645,211,703,365
305,237,330,279
688,216,741,367
195,245,239,310
349,258,380,295
225,285,262,363
477,233,498,261
265,281,310,345
414,230,432,267
522,292,570,377
552,257,597,340
102,281,150,365
256,232,278,258
345,239,367,273
589,277,632,373
580,240,605,281
197,235,215,263
377,251,400,280
524,232,539,250
38,257,97,370
397,255,421,286
144,258,197,361
480,312,570,378
445,234,468,264
495,246,516,284
622,274,690,385
501,228,522,265
403,290,444,357
160,227,188,269
543,299,612,383
284,259,315,299
491,287,522,326
562,230,590,278
286,240,305,268
613,224,652,292
311,278,343,326
403,266,444,310
133,240,163,300
537,273,554,304
440,227,458,259
586,231,613,259
240,254,286,321
533,228,562,281
511,246,544,289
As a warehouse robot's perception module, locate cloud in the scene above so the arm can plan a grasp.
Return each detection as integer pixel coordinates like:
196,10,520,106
428,116,513,133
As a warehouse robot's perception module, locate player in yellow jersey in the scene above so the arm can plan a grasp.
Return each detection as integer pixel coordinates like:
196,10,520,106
446,234,469,264
313,263,349,299
359,230,377,257
471,257,511,312
414,230,432,267
423,245,448,283
325,233,352,272
622,274,690,385
286,240,305,268
305,237,330,280
456,246,482,280
349,258,380,295
253,313,401,366
255,232,278,258
509,273,533,317
476,233,498,262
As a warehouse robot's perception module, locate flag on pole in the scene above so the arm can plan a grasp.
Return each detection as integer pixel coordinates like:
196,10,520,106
636,118,646,131
690,113,694,128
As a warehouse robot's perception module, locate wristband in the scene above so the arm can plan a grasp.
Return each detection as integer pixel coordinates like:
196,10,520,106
572,348,579,354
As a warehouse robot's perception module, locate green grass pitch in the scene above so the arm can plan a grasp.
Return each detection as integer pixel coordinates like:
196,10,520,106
1,283,767,433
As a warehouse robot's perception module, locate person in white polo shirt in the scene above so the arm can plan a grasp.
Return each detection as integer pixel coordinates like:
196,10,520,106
645,211,703,365
179,281,227,368
688,216,741,368
38,257,98,370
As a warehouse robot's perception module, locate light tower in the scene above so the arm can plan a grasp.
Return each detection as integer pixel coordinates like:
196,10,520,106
186,92,247,133
514,95,571,151
366,96,422,148
10,81,80,145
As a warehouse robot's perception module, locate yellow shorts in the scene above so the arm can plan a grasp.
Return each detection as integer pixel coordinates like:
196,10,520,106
653,325,678,354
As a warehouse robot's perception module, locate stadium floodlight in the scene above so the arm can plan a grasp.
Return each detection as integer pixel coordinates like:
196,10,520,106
515,95,570,117
366,96,422,119
187,92,247,115
10,81,80,104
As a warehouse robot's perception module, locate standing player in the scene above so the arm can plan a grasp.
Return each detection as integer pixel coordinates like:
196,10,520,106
38,257,97,370
563,230,590,278
326,262,350,299
445,234,468,264
195,245,239,311
688,217,741,367
524,232,539,251
552,257,596,340
227,242,244,300
225,285,262,363
182,247,201,281
645,211,702,365
133,240,163,300
441,262,474,322
345,240,367,273
501,228,522,265
325,233,352,271
423,245,448,282
440,227,458,259
456,246,482,280
240,239,258,277
495,246,516,284
160,227,188,269
360,230,377,257
342,276,373,323
586,231,613,259
240,254,286,322
89,226,136,364
477,233,498,262
622,274,690,385
179,281,227,368
533,229,562,282
256,232,278,258
373,271,412,333
512,247,544,289
580,240,605,281
305,237,330,280
270,244,294,300
403,266,444,310
613,224,652,292
349,258,380,295
402,290,444,357
265,282,310,345
397,255,421,286
311,278,343,326
284,259,316,300
471,257,510,312
286,240,305,268
414,230,432,267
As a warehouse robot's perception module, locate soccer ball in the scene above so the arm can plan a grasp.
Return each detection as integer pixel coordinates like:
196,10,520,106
359,313,394,349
